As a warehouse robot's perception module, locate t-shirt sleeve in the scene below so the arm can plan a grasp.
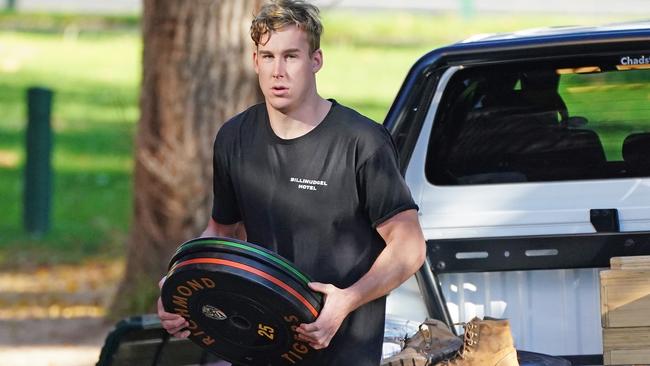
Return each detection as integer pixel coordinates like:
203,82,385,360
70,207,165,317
357,133,419,228
211,129,242,224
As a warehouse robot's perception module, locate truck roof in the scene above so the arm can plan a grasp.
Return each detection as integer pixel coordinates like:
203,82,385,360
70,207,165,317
457,20,650,45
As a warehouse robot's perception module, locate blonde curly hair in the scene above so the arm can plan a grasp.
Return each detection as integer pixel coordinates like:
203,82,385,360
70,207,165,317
250,0,323,53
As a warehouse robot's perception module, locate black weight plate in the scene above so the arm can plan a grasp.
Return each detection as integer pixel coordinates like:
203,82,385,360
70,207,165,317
169,243,317,304
169,240,311,294
169,251,323,312
169,237,313,291
166,255,321,325
162,256,321,366
168,238,324,312
168,237,313,292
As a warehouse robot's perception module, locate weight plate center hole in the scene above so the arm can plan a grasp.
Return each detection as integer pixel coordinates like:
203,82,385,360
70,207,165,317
230,315,251,330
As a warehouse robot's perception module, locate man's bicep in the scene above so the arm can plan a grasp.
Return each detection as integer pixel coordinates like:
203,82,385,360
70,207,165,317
376,209,422,246
376,209,426,269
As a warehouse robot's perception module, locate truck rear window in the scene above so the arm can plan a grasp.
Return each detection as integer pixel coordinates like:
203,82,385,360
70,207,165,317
426,57,650,185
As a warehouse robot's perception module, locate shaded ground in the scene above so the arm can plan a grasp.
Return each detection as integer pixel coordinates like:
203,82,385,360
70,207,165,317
0,319,110,366
0,345,104,366
0,261,124,366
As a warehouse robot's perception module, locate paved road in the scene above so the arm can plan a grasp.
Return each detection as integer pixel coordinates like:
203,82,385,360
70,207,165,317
12,0,647,15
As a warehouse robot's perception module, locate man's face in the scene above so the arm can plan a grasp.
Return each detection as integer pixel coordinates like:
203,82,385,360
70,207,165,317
253,25,322,113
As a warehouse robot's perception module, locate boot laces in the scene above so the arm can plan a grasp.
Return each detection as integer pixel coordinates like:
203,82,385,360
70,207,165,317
435,320,479,365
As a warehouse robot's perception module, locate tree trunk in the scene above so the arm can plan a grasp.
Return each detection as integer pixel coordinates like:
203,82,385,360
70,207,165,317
111,0,263,317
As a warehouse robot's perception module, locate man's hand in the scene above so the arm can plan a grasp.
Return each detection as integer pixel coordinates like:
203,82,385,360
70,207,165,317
158,221,244,340
295,282,358,350
157,276,190,338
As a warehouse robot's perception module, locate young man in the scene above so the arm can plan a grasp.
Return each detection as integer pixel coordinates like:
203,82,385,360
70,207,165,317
158,1,426,365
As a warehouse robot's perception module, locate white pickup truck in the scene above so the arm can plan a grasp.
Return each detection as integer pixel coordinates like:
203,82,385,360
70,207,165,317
384,20,650,365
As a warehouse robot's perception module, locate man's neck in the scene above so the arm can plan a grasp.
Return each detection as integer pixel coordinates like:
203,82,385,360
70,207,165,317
267,96,332,140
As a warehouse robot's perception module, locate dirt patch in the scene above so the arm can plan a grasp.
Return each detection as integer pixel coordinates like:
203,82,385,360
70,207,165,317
0,345,103,366
0,318,111,366
0,317,112,346
0,261,125,366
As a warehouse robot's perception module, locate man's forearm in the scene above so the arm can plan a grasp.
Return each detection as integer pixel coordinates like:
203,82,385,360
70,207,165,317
343,236,425,313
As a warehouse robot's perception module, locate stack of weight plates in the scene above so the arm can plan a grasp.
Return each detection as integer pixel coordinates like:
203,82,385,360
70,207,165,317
161,237,323,366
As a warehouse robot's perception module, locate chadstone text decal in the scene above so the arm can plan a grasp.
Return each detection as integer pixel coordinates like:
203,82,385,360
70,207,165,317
620,55,650,65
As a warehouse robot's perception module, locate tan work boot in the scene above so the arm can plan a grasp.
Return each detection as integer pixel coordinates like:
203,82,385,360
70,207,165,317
381,318,463,366
434,317,519,366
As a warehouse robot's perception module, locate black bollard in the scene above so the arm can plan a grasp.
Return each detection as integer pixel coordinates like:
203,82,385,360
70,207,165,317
24,87,53,235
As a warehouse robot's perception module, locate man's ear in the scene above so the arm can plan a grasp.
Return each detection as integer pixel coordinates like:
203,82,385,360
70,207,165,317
252,50,260,74
311,48,323,73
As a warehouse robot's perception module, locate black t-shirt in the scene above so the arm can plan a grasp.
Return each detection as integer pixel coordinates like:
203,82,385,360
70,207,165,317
212,100,418,366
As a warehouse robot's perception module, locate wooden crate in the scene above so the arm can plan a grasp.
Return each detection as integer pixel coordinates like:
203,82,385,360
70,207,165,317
600,269,650,328
603,327,650,365
604,349,650,365
601,256,650,365
611,255,650,271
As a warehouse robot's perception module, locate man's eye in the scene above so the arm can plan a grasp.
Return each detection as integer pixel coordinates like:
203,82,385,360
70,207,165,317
262,55,273,59
286,54,297,59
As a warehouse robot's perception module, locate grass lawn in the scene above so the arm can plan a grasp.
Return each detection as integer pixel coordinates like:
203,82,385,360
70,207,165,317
0,31,139,265
0,10,637,265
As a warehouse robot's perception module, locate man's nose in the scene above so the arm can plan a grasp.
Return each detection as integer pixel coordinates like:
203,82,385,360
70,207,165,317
272,59,285,78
